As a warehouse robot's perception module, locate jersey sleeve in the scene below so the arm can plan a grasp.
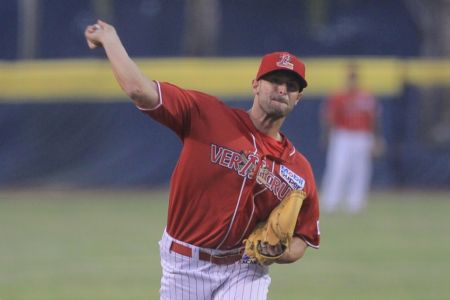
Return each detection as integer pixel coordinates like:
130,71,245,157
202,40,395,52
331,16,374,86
295,162,321,249
137,81,212,139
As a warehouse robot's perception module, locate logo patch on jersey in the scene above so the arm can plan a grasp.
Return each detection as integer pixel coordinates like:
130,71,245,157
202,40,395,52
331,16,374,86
276,54,294,70
279,165,305,190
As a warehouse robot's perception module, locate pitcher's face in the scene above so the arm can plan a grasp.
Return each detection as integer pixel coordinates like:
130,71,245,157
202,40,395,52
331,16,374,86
253,71,303,118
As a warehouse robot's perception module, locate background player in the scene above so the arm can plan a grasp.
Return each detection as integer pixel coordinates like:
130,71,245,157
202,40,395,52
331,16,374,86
320,63,384,214
85,20,320,299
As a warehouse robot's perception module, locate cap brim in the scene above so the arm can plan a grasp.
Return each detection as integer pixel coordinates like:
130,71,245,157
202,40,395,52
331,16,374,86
259,69,308,89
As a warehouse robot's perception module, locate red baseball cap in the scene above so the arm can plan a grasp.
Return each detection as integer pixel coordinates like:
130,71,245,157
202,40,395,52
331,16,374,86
256,52,308,88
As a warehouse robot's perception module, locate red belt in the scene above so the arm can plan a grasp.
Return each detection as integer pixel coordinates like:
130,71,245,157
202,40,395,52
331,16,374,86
169,241,244,265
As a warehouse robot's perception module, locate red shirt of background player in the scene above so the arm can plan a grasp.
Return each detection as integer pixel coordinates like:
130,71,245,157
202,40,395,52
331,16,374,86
324,66,377,133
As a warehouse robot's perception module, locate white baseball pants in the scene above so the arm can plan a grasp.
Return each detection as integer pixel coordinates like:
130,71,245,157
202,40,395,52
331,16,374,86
321,129,374,213
159,230,271,300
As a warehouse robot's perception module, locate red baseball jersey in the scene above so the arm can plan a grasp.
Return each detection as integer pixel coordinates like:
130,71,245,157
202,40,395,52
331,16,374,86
140,82,320,250
325,89,377,132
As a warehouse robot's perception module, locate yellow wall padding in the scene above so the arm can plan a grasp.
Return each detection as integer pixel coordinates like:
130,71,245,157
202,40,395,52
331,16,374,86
0,57,449,101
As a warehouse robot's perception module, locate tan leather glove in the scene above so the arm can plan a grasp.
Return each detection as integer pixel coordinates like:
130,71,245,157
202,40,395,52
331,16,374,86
244,190,306,265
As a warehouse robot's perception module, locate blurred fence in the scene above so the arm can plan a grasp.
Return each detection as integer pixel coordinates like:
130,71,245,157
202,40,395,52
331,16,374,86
0,58,449,189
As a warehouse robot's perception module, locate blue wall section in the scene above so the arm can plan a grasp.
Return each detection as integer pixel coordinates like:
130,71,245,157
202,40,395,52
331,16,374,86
219,0,418,57
2,94,448,188
0,102,180,187
0,1,18,60
1,0,419,59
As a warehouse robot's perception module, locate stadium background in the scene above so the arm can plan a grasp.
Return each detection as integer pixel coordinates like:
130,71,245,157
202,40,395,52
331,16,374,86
1,1,449,300
1,0,449,188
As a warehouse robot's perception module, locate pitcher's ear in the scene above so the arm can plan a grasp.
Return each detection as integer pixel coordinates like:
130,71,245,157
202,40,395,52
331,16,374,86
295,92,304,105
252,79,260,94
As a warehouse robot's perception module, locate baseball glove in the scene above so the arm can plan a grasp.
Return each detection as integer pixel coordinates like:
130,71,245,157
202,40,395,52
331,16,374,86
243,189,306,265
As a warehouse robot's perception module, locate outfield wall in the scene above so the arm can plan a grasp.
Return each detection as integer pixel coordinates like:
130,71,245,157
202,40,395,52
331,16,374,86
1,58,449,188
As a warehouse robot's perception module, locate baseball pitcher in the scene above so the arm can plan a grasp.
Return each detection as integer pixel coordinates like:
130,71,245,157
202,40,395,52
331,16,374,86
85,20,320,300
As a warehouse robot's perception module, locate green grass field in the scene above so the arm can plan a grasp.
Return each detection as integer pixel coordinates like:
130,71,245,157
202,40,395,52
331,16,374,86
1,189,449,300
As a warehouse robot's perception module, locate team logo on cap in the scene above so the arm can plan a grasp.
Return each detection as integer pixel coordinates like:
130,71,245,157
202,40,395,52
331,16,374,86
276,54,294,70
